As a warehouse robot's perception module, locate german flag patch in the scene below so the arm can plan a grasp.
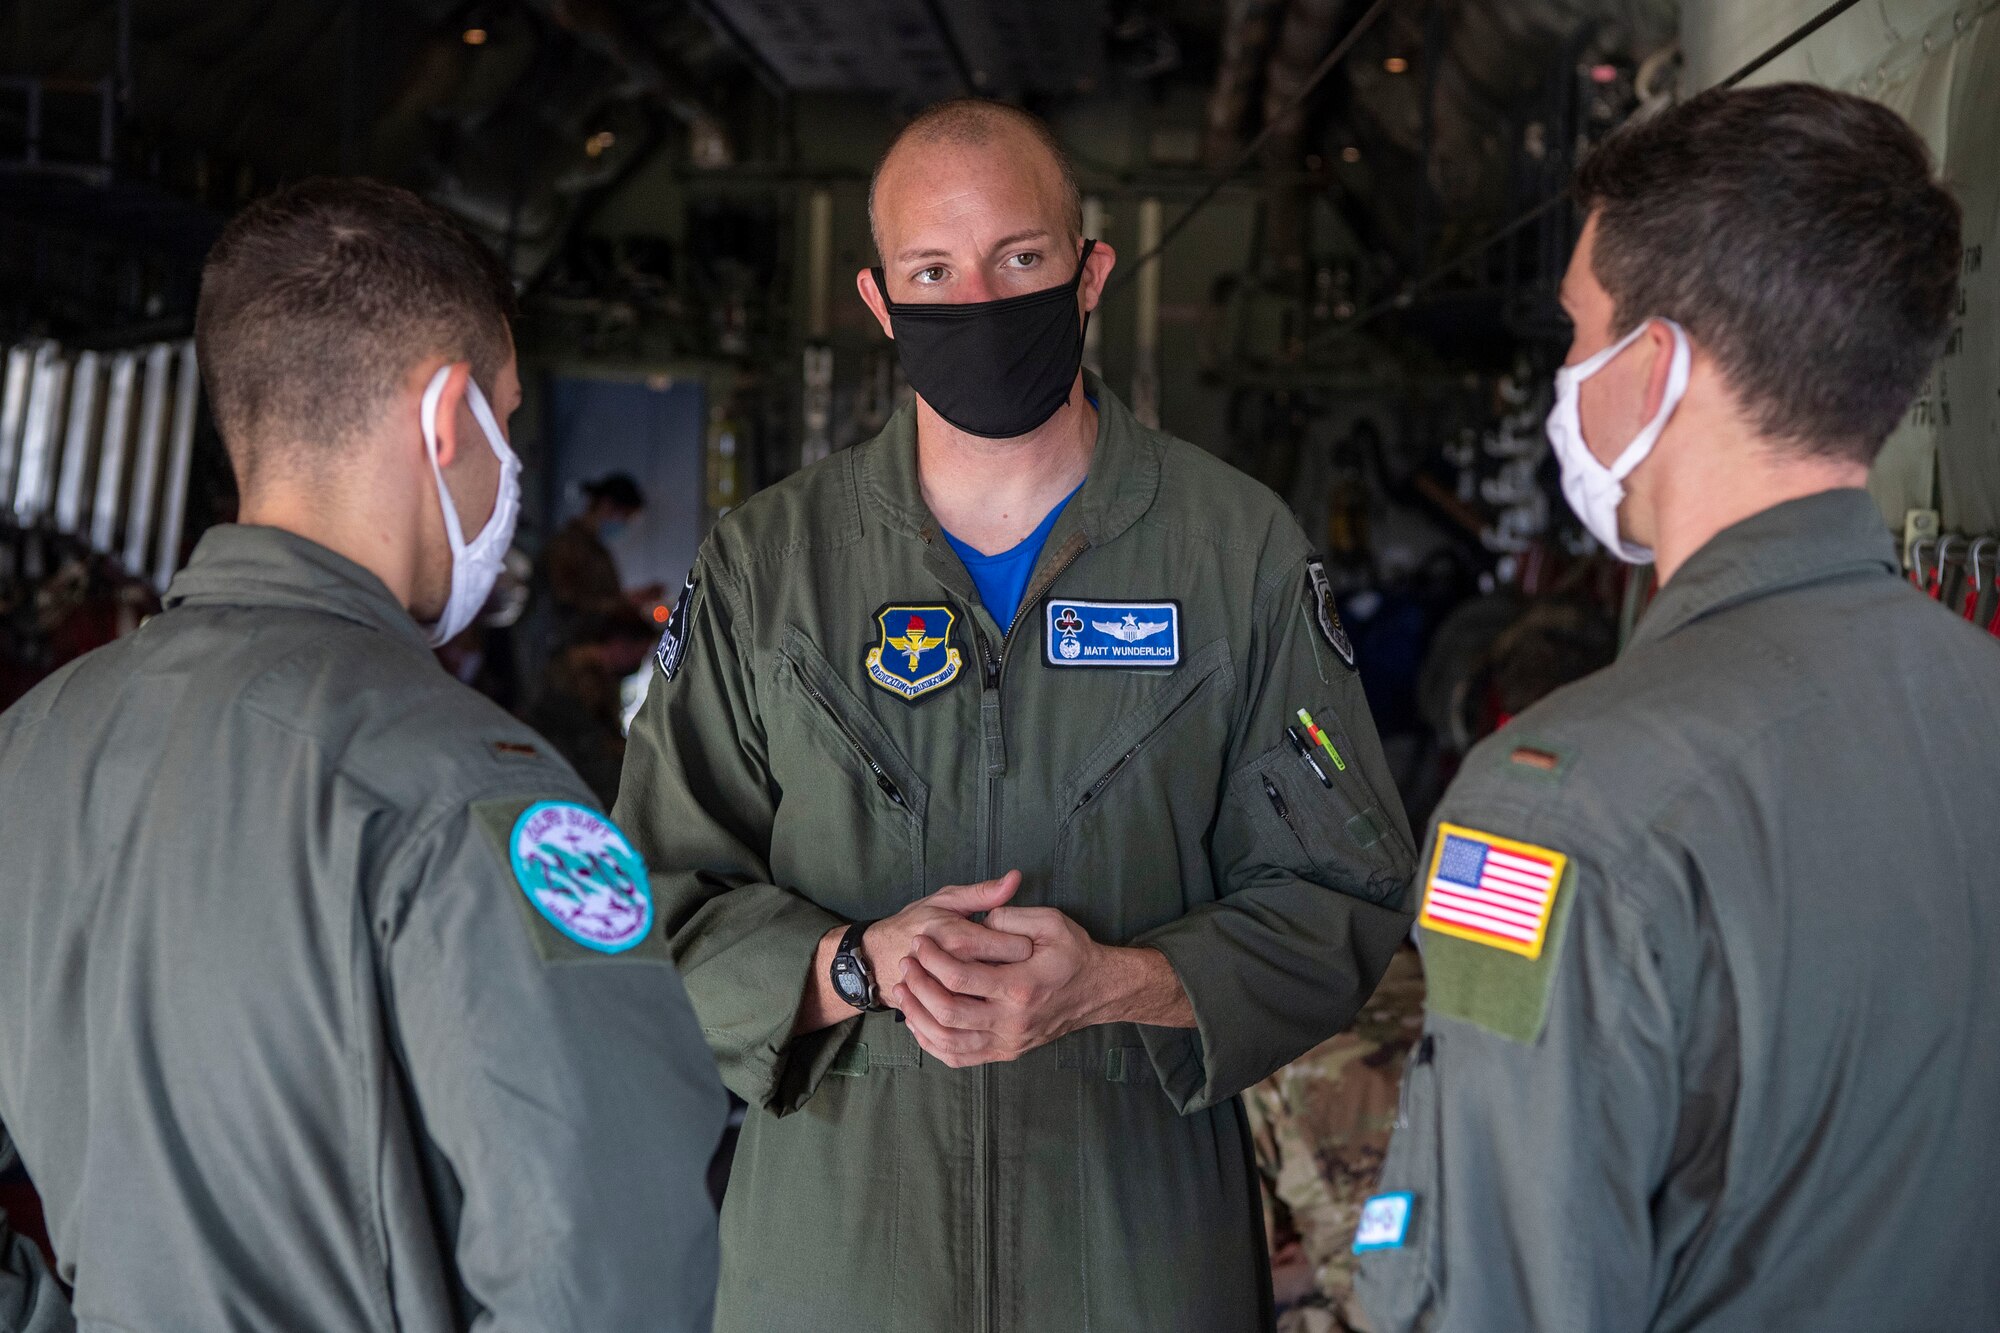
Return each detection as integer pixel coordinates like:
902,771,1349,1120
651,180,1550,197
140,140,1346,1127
1418,823,1567,960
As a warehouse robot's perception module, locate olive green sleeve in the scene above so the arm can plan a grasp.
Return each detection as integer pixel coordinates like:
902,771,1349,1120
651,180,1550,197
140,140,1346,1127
1135,554,1418,1112
380,788,727,1332
0,1131,73,1333
1357,828,1688,1333
614,560,857,1114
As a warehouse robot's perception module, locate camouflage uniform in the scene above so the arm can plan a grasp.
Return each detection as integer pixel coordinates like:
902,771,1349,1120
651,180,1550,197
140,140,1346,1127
1248,945,1425,1333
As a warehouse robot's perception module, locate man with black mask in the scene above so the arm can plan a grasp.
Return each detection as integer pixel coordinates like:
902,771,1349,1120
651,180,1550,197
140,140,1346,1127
616,99,1415,1331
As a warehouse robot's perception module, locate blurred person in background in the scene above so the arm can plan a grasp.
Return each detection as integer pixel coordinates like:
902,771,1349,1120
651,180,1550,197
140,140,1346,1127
521,604,657,806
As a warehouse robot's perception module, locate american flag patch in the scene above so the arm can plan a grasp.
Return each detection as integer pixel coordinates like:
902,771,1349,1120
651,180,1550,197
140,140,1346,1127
1419,823,1568,959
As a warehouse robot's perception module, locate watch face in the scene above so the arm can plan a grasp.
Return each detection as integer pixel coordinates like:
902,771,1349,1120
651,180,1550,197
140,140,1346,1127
832,956,872,1008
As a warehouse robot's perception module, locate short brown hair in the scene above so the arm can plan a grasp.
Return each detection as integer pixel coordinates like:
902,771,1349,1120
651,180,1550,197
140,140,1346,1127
195,177,516,483
1575,83,1961,464
868,99,1083,258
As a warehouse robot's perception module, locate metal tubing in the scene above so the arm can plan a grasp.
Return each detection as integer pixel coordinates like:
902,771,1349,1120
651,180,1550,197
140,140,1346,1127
0,345,32,506
14,347,70,525
54,350,102,535
122,343,173,576
153,342,200,592
91,351,139,555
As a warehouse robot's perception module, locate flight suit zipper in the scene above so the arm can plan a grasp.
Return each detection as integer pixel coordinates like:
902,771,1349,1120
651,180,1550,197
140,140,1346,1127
1070,682,1213,816
798,677,907,807
967,530,1089,1333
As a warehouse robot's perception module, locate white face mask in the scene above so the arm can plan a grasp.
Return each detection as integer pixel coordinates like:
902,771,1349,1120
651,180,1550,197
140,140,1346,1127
1545,316,1690,564
420,365,522,647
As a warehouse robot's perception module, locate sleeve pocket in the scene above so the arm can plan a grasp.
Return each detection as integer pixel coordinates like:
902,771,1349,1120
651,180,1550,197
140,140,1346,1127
1229,742,1411,906
1355,1032,1445,1331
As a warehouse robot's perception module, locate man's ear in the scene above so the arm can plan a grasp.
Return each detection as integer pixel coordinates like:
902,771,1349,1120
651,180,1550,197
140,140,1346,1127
1640,319,1678,421
428,361,474,469
856,268,895,340
1078,240,1117,315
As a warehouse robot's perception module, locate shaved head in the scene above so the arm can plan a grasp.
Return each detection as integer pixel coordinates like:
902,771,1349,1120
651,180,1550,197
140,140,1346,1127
868,99,1083,260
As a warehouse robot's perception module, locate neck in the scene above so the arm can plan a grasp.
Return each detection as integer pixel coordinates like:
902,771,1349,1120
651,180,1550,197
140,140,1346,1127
916,372,1096,554
1643,417,1869,585
238,469,426,611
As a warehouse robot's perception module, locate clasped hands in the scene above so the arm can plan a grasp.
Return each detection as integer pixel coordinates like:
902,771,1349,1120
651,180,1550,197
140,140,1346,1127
862,871,1161,1069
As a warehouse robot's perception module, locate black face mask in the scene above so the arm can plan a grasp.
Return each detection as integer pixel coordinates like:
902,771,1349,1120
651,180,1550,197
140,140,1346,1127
874,239,1096,439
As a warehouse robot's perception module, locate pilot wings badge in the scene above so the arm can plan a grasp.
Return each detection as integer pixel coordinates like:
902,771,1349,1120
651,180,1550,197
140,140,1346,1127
865,604,964,702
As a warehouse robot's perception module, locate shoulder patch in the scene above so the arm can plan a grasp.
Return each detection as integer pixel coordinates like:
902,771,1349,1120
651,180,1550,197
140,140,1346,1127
1306,557,1355,669
473,798,668,963
654,573,696,683
1418,822,1575,1043
1419,823,1566,959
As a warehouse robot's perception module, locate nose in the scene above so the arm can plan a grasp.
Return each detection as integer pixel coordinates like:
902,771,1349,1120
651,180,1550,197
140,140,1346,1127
956,270,1001,303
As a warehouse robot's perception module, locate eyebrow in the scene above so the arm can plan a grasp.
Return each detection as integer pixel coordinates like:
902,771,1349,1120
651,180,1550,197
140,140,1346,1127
894,229,1052,264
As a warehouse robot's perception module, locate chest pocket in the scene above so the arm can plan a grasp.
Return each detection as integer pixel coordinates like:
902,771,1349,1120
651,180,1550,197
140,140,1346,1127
770,627,929,916
1051,638,1233,942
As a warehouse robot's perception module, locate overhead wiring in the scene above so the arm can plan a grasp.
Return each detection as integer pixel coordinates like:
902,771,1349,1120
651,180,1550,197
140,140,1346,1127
1304,0,1874,350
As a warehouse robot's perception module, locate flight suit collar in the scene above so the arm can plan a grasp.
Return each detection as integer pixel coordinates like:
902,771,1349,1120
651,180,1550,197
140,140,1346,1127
165,524,435,655
1628,488,1898,650
861,369,1163,551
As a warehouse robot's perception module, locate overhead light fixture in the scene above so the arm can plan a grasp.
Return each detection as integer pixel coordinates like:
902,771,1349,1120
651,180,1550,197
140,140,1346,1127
586,130,616,158
1341,145,1362,164
1383,56,1409,74
462,26,488,46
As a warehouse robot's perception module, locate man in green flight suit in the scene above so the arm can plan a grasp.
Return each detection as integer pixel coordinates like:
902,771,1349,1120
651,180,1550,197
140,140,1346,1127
616,100,1417,1331
0,179,726,1331
1357,85,1996,1331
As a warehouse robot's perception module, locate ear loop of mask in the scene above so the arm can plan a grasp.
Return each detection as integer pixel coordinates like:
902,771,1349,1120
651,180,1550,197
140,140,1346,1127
1557,317,1692,484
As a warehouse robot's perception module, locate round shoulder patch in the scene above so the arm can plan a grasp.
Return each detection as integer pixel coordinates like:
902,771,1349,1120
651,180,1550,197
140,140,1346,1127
508,801,654,954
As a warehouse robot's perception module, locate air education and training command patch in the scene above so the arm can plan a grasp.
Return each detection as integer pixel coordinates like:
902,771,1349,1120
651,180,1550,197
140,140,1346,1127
509,801,654,954
865,605,964,703
1418,822,1575,1044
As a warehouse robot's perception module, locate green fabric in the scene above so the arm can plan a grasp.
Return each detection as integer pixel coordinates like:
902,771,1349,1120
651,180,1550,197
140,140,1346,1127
1361,489,2000,1333
0,524,726,1332
1419,861,1574,1044
616,374,1417,1333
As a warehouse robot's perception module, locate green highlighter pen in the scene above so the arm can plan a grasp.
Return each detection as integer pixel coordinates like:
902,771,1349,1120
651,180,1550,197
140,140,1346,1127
1295,708,1347,772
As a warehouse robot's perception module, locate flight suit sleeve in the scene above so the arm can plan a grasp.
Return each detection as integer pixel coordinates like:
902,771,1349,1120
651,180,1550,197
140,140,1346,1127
1356,808,1690,1333
1135,553,1419,1111
0,1130,72,1333
379,780,728,1333
613,561,854,1114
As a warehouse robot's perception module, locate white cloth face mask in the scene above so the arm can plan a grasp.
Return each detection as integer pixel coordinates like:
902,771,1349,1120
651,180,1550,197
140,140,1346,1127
1545,316,1690,564
420,365,522,646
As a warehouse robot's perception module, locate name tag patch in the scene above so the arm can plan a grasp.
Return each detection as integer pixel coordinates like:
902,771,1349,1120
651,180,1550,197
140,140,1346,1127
1045,599,1181,668
1353,1192,1414,1253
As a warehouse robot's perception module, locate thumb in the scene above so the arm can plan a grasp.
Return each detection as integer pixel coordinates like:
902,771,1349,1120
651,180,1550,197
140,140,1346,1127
927,869,1022,915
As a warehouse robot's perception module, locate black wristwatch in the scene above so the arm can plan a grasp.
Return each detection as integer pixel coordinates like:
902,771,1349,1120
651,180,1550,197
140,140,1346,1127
830,920,884,1012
